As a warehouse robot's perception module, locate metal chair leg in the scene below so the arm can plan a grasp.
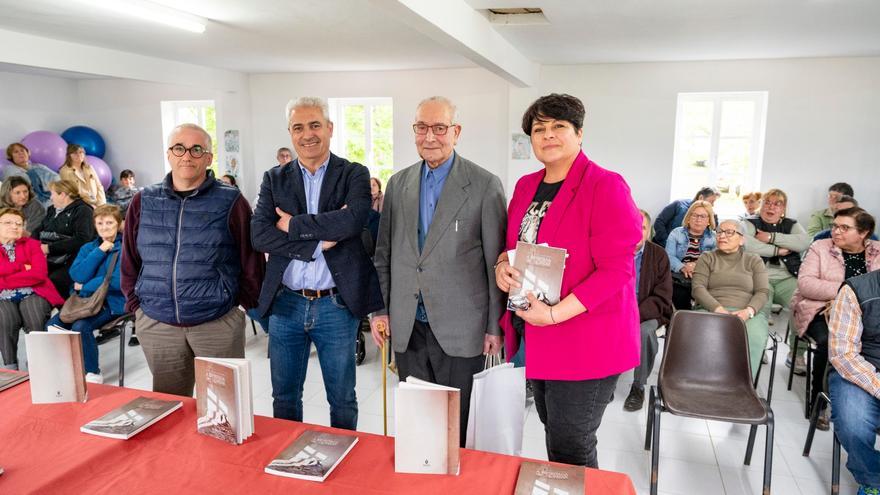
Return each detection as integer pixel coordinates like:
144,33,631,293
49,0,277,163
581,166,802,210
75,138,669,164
251,319,257,336
805,345,813,418
767,336,779,405
745,424,758,465
645,386,655,451
802,393,825,456
650,392,661,495
831,433,840,495
787,337,800,391
762,411,774,495
118,321,127,387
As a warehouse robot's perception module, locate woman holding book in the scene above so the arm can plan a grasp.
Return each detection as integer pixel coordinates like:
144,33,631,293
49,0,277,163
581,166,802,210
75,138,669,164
0,207,63,370
494,93,642,468
46,204,125,384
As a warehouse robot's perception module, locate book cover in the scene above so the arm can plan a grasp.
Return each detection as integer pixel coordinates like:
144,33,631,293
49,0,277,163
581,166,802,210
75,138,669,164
195,358,241,444
507,241,567,311
25,329,87,404
514,461,585,495
80,396,183,439
394,377,460,475
0,371,29,393
265,430,359,482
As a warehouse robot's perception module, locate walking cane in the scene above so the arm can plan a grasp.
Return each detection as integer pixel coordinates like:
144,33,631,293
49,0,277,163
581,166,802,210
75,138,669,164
376,319,389,436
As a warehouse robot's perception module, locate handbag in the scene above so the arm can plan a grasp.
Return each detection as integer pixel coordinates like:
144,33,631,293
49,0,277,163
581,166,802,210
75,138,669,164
59,251,119,324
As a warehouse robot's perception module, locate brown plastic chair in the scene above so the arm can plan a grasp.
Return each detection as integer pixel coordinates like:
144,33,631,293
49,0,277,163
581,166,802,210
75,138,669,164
645,310,775,495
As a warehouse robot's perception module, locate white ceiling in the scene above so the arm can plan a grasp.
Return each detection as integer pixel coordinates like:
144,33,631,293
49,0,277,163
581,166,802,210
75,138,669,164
1,0,879,78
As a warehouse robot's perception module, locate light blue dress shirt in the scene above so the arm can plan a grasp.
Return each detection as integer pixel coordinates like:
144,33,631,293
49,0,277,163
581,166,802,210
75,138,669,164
282,158,336,291
415,152,455,322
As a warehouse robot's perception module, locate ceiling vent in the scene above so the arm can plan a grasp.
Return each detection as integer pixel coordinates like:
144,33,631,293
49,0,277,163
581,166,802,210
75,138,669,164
482,8,548,25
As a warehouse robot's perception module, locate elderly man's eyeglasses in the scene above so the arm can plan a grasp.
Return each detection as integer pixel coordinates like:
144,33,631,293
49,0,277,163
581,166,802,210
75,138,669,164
169,144,210,158
831,223,855,233
716,228,742,237
412,123,455,135
0,220,24,228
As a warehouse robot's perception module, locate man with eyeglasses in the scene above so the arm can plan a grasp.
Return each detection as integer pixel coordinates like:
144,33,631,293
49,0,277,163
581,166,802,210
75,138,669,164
121,123,265,396
370,96,507,446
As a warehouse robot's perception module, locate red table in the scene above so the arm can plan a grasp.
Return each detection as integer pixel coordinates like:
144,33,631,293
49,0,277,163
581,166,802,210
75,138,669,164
0,381,636,494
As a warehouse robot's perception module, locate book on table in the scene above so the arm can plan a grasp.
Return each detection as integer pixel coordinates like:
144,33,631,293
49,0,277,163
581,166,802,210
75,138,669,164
195,357,253,445
264,429,359,482
25,327,87,404
394,376,460,475
507,241,567,311
0,370,29,392
81,396,183,439
514,460,585,495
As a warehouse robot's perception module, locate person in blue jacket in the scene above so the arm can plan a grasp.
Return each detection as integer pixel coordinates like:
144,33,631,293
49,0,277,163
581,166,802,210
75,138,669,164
47,204,125,384
652,186,719,247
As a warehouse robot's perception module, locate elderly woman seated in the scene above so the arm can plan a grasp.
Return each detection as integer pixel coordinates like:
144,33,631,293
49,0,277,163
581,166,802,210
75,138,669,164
0,208,64,369
791,207,879,430
665,200,717,310
691,219,770,377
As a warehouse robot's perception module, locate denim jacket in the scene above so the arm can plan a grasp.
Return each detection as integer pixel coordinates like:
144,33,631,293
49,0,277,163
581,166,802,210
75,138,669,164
665,226,716,272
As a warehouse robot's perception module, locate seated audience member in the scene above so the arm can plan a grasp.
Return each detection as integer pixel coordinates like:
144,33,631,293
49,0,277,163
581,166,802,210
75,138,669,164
3,142,59,207
0,208,64,370
792,207,879,430
58,144,107,206
624,209,673,412
46,205,125,384
812,196,878,241
807,182,853,237
692,219,770,377
741,191,762,219
665,200,717,310
0,176,46,234
652,186,719,247
107,169,139,216
276,147,293,166
370,177,384,212
31,180,96,296
742,188,811,373
220,174,238,187
827,270,880,495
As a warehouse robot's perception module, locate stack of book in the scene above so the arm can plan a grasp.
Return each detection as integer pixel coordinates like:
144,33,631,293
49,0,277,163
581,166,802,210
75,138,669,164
195,357,253,445
0,371,29,393
265,430,359,482
394,376,460,475
80,396,183,439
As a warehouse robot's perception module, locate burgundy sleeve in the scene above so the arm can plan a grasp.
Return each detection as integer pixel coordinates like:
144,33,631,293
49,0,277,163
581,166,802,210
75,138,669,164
229,195,265,310
121,193,142,313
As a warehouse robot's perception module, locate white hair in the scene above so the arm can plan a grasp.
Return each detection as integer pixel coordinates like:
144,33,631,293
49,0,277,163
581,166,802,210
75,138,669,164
416,96,459,123
166,123,212,149
285,96,331,123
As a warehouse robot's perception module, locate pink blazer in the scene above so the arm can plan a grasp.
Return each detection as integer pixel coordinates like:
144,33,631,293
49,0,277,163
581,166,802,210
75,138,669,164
0,237,64,307
501,152,642,380
791,239,880,336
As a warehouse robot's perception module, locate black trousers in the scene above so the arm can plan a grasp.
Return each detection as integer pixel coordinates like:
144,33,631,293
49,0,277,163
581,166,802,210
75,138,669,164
532,373,619,468
395,320,484,448
804,312,830,410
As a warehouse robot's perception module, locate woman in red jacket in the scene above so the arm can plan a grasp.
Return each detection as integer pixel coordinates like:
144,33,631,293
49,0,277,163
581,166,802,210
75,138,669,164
0,208,64,370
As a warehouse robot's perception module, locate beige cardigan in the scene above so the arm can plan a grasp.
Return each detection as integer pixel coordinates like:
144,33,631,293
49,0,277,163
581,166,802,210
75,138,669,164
59,163,106,206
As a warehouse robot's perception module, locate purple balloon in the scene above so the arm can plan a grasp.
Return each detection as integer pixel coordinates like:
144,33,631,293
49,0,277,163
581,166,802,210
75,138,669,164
21,131,67,171
87,155,113,190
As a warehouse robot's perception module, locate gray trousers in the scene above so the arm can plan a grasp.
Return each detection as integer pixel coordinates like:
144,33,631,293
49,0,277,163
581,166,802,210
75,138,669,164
136,307,245,397
633,319,660,386
0,295,52,367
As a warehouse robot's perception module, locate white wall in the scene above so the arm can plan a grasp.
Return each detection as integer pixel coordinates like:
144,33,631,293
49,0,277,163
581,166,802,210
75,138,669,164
247,67,509,202
0,71,79,157
508,57,880,225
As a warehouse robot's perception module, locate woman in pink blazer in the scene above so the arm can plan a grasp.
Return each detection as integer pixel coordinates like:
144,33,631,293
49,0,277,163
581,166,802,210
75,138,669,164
791,207,879,429
494,94,642,467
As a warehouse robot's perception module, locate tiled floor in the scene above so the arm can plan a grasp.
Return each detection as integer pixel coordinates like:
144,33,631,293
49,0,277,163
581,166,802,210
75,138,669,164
48,310,858,494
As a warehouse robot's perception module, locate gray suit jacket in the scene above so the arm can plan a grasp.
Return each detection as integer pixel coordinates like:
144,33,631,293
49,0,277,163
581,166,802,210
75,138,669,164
374,153,507,357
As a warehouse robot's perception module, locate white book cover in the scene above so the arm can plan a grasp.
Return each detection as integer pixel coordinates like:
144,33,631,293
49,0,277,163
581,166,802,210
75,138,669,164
394,376,460,475
80,396,183,439
25,328,87,404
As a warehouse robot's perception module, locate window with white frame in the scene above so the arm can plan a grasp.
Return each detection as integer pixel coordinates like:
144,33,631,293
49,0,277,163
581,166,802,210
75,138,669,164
328,97,393,184
160,100,218,175
669,92,768,217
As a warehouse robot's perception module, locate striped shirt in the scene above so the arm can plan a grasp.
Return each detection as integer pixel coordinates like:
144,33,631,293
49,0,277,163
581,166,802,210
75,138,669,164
828,284,880,399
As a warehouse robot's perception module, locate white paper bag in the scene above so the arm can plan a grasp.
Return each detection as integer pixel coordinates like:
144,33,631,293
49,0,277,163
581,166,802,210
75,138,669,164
465,358,526,455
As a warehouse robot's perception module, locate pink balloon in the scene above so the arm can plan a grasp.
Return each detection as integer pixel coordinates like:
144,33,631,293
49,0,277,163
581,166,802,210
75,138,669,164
20,130,67,171
87,155,113,190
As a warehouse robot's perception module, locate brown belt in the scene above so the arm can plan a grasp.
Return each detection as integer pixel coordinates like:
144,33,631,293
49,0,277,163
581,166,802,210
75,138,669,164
290,287,338,300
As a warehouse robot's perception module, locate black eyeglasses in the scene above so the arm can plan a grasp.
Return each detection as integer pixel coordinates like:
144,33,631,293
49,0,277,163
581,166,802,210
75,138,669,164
412,123,455,135
716,229,742,237
168,144,211,158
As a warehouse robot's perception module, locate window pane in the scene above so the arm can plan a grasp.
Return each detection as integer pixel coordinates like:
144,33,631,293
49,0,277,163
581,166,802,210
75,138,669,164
681,101,713,138
720,100,755,138
371,104,393,170
344,105,366,163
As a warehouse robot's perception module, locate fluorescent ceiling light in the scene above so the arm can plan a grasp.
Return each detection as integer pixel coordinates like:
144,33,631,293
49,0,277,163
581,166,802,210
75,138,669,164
76,0,208,34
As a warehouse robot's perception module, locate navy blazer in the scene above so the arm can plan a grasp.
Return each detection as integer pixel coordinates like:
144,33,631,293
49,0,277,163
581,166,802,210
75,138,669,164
251,153,383,319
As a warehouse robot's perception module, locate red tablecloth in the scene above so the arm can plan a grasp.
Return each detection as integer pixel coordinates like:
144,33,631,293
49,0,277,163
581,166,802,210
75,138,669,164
0,381,636,494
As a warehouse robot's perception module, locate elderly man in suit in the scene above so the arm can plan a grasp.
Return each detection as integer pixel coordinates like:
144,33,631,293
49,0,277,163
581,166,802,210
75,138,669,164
370,96,507,446
251,96,383,431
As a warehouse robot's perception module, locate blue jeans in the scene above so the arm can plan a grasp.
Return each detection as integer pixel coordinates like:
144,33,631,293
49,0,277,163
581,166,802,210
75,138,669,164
47,306,115,374
268,288,359,430
829,370,880,488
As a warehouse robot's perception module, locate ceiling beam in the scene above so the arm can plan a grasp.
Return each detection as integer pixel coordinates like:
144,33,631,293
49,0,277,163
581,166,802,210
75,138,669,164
373,0,539,87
